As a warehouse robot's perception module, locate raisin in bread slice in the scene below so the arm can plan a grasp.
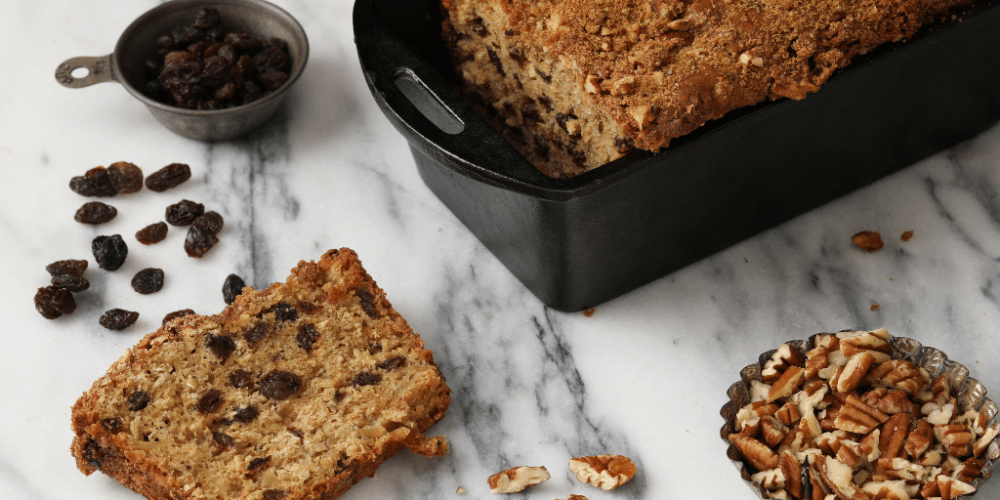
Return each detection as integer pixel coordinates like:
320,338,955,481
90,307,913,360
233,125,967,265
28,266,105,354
70,248,450,500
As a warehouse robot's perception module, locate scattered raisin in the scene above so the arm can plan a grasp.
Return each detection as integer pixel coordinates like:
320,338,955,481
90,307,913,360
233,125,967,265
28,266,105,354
100,308,140,330
34,286,77,319
145,163,191,192
74,201,118,224
233,405,259,423
355,289,378,317
211,431,236,451
229,370,254,389
51,274,90,292
131,268,165,294
206,334,236,362
243,320,270,346
107,161,144,194
70,167,116,197
162,308,195,325
196,389,223,413
165,199,205,226
45,259,88,277
101,417,122,433
296,323,320,351
127,390,151,411
248,456,271,470
351,372,382,387
192,7,221,29
377,356,406,371
263,490,288,500
136,222,169,244
92,235,128,271
260,371,302,400
192,211,224,235
184,226,219,258
262,303,298,324
223,273,245,304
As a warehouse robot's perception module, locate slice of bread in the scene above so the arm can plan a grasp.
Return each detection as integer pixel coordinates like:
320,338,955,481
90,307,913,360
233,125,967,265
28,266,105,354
71,248,450,500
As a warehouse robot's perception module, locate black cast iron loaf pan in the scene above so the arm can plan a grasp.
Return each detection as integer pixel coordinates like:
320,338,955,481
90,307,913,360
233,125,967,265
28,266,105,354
355,0,1000,312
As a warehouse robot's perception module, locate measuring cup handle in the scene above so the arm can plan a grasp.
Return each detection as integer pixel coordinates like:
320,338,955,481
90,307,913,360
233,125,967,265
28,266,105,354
55,55,115,88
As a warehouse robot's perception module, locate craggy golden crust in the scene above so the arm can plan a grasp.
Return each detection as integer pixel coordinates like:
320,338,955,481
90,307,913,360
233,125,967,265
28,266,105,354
71,248,450,500
442,0,974,177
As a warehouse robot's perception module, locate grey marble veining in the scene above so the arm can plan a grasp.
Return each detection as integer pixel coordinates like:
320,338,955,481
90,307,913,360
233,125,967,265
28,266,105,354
1,0,999,499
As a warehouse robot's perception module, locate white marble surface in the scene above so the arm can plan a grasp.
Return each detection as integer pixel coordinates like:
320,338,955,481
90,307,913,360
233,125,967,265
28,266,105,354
1,1,999,499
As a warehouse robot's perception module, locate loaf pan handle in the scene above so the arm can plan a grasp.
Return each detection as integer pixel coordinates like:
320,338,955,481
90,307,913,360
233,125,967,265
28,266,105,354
353,0,554,190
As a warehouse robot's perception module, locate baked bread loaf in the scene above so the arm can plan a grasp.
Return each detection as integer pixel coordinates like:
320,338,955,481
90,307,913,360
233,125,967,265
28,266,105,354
70,248,450,500
441,0,975,177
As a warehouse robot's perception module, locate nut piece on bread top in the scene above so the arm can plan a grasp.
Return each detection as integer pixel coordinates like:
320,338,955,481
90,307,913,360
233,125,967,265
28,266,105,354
70,248,451,500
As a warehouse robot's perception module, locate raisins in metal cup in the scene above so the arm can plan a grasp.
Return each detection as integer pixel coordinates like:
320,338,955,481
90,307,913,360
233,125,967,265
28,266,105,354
51,274,90,292
222,273,245,304
131,268,165,294
141,8,291,110
46,259,88,277
74,201,118,224
99,308,139,330
145,163,191,192
184,226,219,258
136,222,168,245
92,235,128,270
70,166,117,197
107,161,144,194
192,211,224,235
165,199,205,226
34,286,78,319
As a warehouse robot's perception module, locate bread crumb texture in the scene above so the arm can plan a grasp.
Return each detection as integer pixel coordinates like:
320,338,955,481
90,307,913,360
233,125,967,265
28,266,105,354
442,0,973,177
71,248,451,500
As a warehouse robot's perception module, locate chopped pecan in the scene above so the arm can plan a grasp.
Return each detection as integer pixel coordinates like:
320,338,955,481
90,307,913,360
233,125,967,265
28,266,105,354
760,415,789,448
878,414,911,460
775,401,802,426
750,468,786,490
487,466,550,493
935,424,974,457
778,451,803,499
730,433,780,471
815,455,872,500
762,344,806,383
837,329,892,363
903,419,933,461
568,455,636,491
867,359,924,394
768,365,806,403
836,352,876,393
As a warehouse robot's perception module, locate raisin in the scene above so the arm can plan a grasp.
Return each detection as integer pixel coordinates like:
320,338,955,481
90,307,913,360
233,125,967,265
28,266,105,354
351,372,382,387
256,67,289,91
74,201,118,224
51,274,90,292
263,490,288,500
262,303,298,324
100,308,139,330
92,234,128,270
136,222,169,244
162,308,195,325
233,405,259,423
211,431,236,451
260,371,301,400
253,47,289,73
45,259,88,277
106,162,144,193
229,370,254,389
101,417,122,433
355,289,378,318
131,268,165,294
222,273,245,304
83,439,103,469
207,334,236,362
127,390,151,411
296,323,320,351
248,456,271,470
243,320,270,345
377,356,406,371
34,286,77,319
184,226,219,258
145,163,191,192
70,166,116,197
195,389,223,413
192,8,221,29
165,199,205,226
224,32,264,50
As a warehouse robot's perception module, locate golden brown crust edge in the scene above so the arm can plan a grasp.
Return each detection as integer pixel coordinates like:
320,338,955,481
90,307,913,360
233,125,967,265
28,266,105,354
70,248,450,500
